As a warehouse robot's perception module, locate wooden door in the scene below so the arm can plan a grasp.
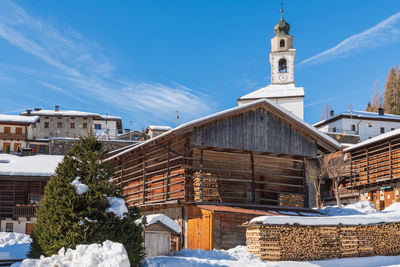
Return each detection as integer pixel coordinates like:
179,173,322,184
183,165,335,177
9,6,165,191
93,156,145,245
187,206,213,250
25,223,34,235
384,190,394,208
3,142,10,151
145,232,170,258
14,143,21,152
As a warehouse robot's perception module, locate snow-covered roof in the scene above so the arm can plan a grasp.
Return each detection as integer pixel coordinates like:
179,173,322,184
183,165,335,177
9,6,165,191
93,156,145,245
344,128,400,152
21,109,100,117
0,115,39,124
147,125,172,131
105,99,340,162
314,110,400,127
97,115,122,120
239,84,304,99
0,154,63,176
144,214,181,233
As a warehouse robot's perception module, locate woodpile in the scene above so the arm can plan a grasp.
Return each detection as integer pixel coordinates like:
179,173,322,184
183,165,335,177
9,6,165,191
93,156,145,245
278,193,304,207
193,171,221,202
246,222,400,261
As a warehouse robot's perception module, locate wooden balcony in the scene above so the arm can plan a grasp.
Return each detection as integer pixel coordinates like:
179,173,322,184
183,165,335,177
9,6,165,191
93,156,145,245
13,205,37,217
0,133,26,140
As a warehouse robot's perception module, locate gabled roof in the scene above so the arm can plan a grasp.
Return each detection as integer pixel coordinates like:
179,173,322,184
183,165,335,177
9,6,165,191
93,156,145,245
314,110,400,128
0,115,39,124
106,99,340,161
0,154,63,176
345,128,400,152
146,125,172,132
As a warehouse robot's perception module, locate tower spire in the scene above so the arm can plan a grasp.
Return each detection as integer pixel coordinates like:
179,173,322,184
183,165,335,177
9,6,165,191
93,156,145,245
280,0,284,19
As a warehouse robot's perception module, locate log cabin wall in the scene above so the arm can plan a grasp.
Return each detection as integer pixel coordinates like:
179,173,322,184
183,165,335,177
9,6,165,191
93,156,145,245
0,176,47,219
193,108,317,157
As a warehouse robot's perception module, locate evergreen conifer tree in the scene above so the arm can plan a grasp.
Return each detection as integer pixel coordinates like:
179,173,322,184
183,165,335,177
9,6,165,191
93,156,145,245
384,67,399,114
28,136,144,266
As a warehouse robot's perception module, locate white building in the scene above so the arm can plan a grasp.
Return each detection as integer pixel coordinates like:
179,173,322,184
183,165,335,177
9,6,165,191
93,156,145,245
313,109,400,142
237,8,304,119
144,125,172,139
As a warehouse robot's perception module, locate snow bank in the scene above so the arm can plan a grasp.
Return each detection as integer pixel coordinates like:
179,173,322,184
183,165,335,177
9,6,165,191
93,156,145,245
70,177,89,195
15,240,129,267
0,233,31,260
318,201,378,216
144,214,181,233
106,197,128,219
250,201,400,226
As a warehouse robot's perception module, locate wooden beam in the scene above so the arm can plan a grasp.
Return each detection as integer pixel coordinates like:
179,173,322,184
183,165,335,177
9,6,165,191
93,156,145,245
166,148,171,200
250,152,255,203
366,148,369,184
200,148,204,202
390,141,393,179
142,155,147,204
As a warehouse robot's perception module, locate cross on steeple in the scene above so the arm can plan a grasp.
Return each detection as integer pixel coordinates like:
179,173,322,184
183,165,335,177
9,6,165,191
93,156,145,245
280,0,284,19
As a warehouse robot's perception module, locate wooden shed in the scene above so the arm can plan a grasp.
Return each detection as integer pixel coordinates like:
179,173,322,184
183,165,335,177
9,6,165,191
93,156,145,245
105,99,339,250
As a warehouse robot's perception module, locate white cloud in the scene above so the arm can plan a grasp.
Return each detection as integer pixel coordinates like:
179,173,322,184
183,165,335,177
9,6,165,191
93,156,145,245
0,0,212,125
299,12,400,67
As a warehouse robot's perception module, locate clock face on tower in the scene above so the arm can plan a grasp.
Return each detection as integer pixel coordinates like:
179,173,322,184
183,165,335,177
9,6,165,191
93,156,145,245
279,74,288,82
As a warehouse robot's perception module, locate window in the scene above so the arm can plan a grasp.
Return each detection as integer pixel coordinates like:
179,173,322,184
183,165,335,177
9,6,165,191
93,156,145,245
39,145,46,154
83,117,87,120
57,122,62,128
5,223,13,232
58,117,62,119
83,123,88,129
278,58,287,73
392,128,395,131
29,194,40,205
280,39,285,47
4,127,10,134
70,123,75,129
70,117,75,120
351,124,356,131
45,117,49,119
44,122,49,128
332,127,336,133
16,127,22,134
381,127,385,134
94,124,101,130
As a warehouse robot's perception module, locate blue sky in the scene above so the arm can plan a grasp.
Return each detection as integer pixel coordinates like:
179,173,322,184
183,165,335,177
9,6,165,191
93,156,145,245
1,0,400,130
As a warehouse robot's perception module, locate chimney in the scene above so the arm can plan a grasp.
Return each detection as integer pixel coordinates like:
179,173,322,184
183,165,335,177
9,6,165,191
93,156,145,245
26,109,32,116
378,107,384,116
55,105,60,112
124,129,131,134
34,108,41,111
329,110,334,118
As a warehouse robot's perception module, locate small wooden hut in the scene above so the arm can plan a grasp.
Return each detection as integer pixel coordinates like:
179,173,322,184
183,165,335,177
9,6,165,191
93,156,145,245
105,99,339,250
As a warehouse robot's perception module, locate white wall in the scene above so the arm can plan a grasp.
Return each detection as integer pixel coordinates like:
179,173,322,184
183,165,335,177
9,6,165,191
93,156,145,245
93,120,118,139
0,217,36,234
317,117,400,141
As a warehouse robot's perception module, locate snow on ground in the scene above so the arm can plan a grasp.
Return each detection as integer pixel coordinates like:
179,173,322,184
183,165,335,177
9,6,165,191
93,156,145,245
70,176,89,195
13,240,129,267
106,197,128,219
318,201,378,216
0,233,31,260
144,245,400,267
144,214,181,233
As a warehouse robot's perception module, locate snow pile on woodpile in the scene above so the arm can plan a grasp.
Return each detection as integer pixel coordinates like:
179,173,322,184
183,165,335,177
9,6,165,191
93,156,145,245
0,233,31,260
250,201,400,226
317,201,378,216
14,240,129,267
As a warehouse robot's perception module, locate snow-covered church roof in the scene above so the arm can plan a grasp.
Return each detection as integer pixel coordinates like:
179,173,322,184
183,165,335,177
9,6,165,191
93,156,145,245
239,84,304,100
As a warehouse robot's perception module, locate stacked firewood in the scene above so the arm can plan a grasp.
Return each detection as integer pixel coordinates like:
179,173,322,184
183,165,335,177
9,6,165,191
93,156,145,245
246,222,400,261
193,171,220,202
277,193,304,207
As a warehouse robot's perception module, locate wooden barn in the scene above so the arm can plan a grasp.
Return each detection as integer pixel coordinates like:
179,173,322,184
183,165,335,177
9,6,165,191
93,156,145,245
344,129,400,210
105,99,339,250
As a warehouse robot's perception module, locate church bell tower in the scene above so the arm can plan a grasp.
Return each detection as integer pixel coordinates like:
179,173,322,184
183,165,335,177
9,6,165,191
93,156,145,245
237,4,305,119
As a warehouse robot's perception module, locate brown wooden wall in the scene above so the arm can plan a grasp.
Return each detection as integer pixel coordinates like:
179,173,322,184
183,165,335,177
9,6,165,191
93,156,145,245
193,108,317,157
346,137,400,188
0,177,47,219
